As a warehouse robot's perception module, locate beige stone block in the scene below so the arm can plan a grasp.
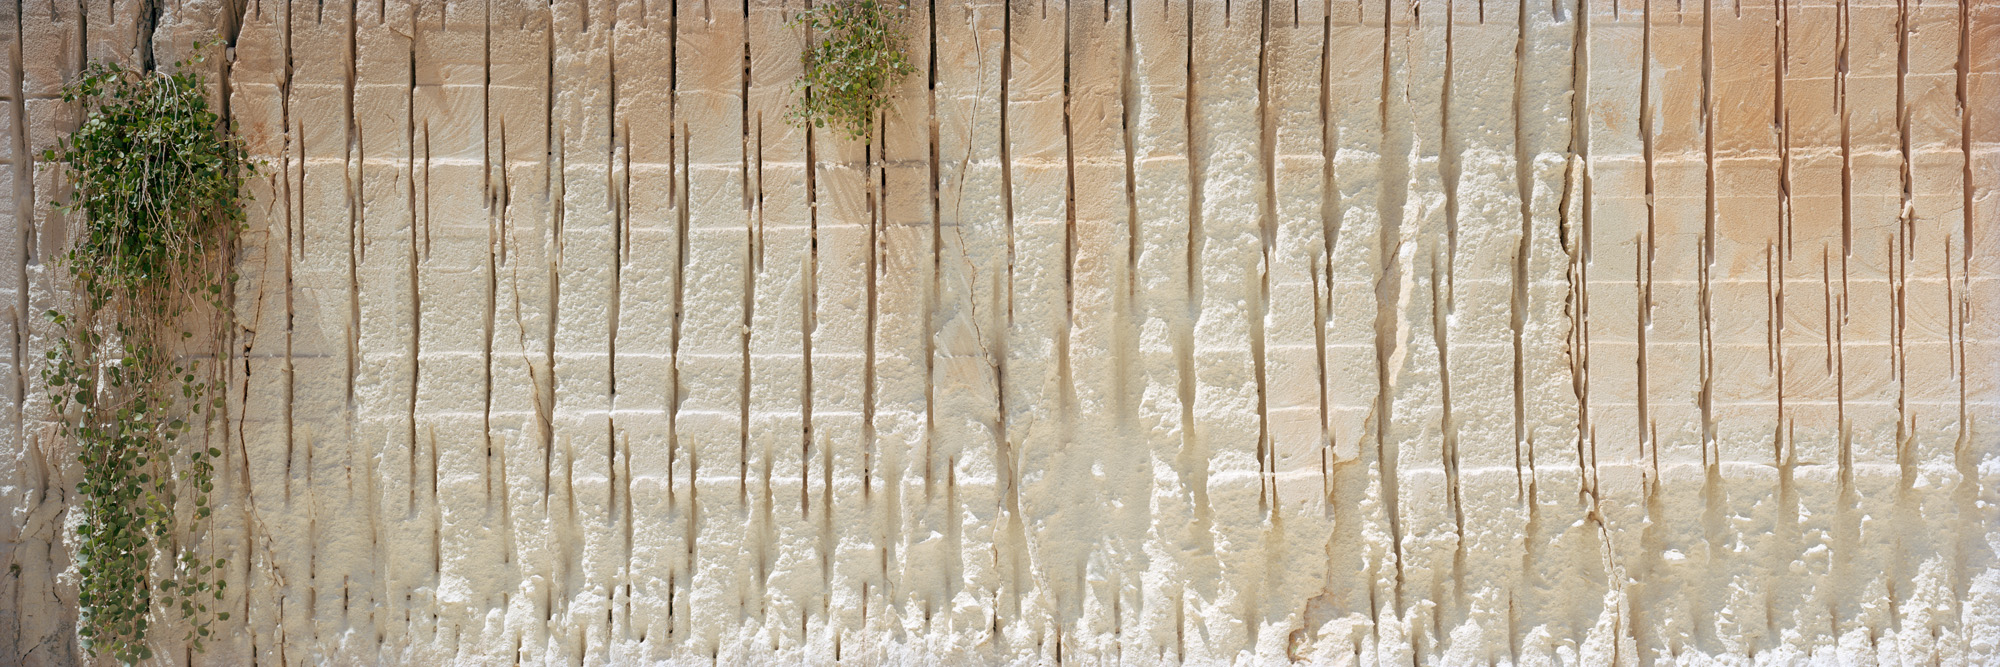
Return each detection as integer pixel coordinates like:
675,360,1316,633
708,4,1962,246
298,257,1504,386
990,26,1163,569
1971,278,2000,341
1779,343,1840,401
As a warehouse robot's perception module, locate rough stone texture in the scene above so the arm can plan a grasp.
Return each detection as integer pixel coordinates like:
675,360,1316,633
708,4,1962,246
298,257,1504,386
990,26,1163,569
0,0,1996,664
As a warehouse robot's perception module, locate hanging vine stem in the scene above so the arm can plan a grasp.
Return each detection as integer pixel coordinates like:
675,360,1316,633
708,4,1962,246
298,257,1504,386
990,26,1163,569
39,44,249,663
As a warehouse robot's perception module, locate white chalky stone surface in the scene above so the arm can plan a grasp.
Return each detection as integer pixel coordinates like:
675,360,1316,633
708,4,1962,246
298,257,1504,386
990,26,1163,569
2,0,1998,664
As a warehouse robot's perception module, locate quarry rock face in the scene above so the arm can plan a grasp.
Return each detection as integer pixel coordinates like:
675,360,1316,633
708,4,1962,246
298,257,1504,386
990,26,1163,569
2,0,1997,664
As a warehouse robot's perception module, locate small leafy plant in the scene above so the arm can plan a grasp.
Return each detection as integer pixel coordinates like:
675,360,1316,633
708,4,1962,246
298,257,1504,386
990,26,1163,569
40,45,247,663
788,0,916,141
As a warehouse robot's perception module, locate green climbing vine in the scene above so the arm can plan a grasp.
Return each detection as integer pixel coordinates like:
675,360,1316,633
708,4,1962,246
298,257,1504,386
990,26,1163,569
40,45,248,663
789,0,917,141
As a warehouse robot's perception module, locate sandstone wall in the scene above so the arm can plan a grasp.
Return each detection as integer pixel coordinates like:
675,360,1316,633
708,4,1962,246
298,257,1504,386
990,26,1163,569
1,0,1997,664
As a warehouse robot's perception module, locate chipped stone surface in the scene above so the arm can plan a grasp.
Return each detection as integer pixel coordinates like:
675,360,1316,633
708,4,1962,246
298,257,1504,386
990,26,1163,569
1,0,1996,664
